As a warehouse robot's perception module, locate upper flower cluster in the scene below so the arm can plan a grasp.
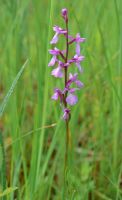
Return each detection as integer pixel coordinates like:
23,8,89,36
48,8,85,120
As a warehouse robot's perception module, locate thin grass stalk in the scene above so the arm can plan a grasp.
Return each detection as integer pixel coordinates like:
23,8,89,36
0,132,6,200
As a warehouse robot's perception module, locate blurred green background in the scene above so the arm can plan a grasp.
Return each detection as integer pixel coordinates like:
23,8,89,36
0,0,122,199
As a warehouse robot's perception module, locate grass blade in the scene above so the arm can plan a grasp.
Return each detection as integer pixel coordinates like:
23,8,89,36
0,59,28,117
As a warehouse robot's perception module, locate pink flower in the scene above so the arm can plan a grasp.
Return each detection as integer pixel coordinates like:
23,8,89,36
63,73,84,105
50,26,67,44
49,47,61,55
68,33,85,55
48,47,63,66
52,88,63,102
48,55,57,66
68,73,84,88
69,55,84,72
51,61,63,78
75,33,85,55
66,94,78,106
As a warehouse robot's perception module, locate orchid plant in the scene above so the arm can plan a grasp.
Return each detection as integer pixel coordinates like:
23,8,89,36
48,8,85,166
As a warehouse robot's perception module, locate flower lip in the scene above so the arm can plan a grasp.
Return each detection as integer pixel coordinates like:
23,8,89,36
51,66,63,78
52,88,63,102
66,94,78,105
48,55,57,66
51,61,63,77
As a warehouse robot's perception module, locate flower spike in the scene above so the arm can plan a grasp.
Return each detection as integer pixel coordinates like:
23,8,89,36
48,8,85,120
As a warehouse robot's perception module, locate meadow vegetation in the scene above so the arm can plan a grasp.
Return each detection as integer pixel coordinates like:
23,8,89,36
0,0,121,199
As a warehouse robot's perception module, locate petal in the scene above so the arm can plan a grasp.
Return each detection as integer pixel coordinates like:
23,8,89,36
49,47,60,55
78,55,85,62
66,94,78,105
79,37,86,42
63,87,68,93
69,73,73,79
76,63,83,73
73,55,84,62
50,33,59,44
51,67,63,78
68,59,74,64
76,33,86,42
51,92,59,100
59,29,67,34
53,26,59,32
66,80,72,88
48,55,56,66
58,60,63,67
70,73,78,81
53,26,67,34
76,43,80,55
52,88,63,102
76,33,80,40
75,80,84,88
69,88,79,93
74,54,78,59
66,73,78,88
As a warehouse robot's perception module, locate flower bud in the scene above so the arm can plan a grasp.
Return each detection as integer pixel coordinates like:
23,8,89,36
63,108,71,120
61,8,68,22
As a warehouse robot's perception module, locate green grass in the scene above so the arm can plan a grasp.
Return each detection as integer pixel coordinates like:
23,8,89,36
0,0,122,199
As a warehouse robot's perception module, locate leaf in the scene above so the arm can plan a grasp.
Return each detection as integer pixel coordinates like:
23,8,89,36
0,187,18,197
0,59,29,118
